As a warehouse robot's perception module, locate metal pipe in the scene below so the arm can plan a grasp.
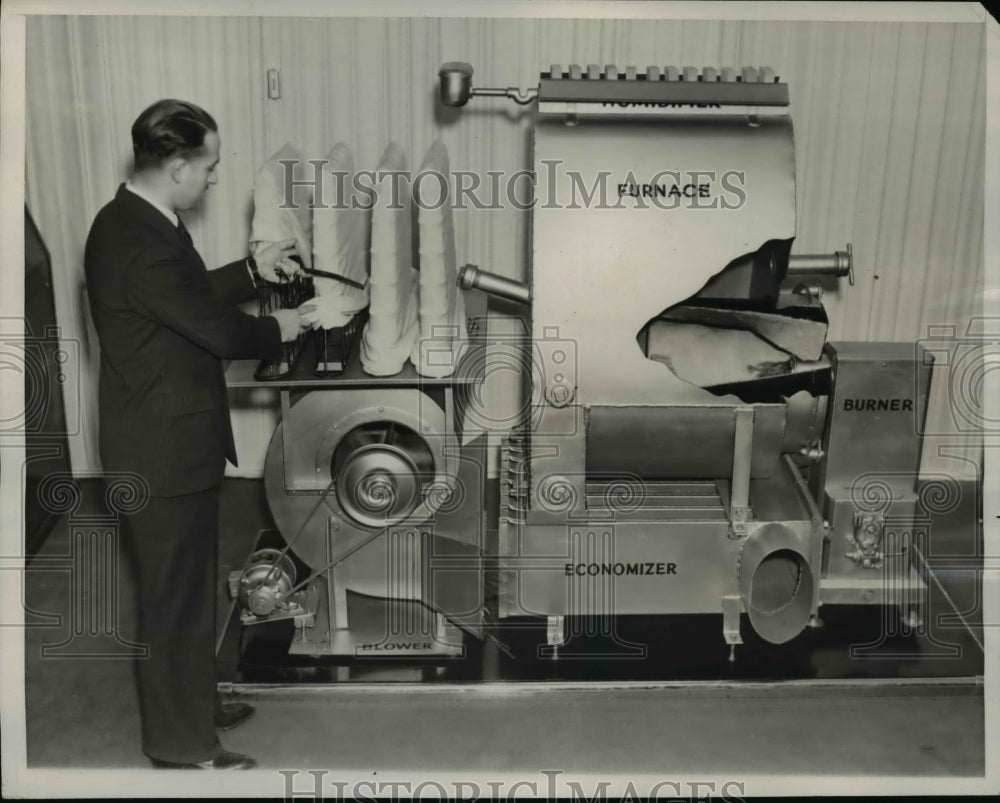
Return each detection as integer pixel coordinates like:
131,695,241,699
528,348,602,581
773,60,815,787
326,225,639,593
472,87,540,105
439,62,538,107
458,264,531,304
786,243,854,285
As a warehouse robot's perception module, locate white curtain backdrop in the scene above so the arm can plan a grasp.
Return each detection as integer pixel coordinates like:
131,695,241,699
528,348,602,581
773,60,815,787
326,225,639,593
25,15,985,481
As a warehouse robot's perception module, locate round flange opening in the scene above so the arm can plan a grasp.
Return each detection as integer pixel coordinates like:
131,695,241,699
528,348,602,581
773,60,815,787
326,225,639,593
737,524,816,645
750,549,805,615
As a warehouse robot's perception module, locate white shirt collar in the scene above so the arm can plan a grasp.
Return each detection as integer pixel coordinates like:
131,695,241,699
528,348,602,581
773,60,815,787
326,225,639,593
125,180,179,227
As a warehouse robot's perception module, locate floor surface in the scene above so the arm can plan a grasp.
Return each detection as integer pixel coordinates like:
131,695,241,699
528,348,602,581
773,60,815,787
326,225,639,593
21,478,987,778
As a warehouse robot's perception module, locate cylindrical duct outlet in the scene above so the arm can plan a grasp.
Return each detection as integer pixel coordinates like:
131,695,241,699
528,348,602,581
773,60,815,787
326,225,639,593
786,244,853,285
786,252,850,275
458,264,531,304
439,62,474,107
737,523,815,644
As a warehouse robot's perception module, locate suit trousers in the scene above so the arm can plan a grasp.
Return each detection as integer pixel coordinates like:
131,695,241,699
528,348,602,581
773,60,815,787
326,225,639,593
121,486,224,763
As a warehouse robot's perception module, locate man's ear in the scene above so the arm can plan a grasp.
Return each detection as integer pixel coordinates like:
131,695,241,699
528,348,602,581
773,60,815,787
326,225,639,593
168,156,188,184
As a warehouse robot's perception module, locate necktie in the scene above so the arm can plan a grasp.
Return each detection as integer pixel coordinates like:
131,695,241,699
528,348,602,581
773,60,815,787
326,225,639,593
177,219,193,246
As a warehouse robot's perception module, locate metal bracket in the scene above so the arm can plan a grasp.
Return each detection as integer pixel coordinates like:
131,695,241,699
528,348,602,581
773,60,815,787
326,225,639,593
227,569,242,599
722,596,743,645
434,612,463,650
546,614,567,647
729,406,754,538
280,389,295,489
848,511,885,569
238,587,314,628
266,68,281,100
327,519,349,631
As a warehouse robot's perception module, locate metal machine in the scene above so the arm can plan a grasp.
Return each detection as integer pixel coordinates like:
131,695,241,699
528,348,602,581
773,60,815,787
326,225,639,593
227,62,933,666
226,296,489,659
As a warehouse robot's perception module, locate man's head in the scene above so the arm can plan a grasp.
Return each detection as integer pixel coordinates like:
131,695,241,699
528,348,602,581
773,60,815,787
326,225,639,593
131,99,220,211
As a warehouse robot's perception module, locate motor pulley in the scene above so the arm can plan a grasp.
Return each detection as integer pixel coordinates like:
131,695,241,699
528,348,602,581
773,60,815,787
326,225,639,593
332,422,435,529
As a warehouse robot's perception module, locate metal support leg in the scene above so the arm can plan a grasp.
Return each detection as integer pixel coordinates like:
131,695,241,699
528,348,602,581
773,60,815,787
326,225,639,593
546,614,566,660
900,604,924,632
280,390,295,486
328,521,349,631
729,406,754,538
722,596,743,645
434,612,462,650
722,595,743,665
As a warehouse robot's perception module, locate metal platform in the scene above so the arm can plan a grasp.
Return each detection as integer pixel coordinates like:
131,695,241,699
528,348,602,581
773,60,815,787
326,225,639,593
289,583,465,659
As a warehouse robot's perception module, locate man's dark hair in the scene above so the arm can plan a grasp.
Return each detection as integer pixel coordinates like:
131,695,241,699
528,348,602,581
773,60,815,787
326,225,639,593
131,99,217,171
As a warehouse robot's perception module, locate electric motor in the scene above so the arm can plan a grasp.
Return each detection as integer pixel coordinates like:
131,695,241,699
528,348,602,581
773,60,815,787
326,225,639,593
231,548,298,617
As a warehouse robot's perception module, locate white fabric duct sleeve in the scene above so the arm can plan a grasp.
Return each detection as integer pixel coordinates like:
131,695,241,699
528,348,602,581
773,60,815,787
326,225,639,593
303,142,370,329
360,142,419,376
410,140,468,378
249,142,313,268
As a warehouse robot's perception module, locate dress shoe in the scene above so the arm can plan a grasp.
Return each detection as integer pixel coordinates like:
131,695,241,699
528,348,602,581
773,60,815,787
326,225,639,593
150,750,257,770
215,702,255,731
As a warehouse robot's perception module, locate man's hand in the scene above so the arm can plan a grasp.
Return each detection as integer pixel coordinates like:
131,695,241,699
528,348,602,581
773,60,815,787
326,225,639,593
297,294,365,330
298,301,320,329
269,309,306,342
256,239,303,283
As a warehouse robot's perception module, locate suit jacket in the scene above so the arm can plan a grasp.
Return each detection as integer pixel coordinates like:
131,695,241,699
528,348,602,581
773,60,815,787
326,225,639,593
85,184,283,496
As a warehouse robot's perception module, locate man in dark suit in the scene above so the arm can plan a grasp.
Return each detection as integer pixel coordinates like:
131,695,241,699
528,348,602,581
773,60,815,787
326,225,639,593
85,99,302,770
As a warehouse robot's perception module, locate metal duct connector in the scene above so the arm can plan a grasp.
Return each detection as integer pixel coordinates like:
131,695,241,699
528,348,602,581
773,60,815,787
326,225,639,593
786,243,854,285
458,264,531,304
439,62,474,107
737,523,815,644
